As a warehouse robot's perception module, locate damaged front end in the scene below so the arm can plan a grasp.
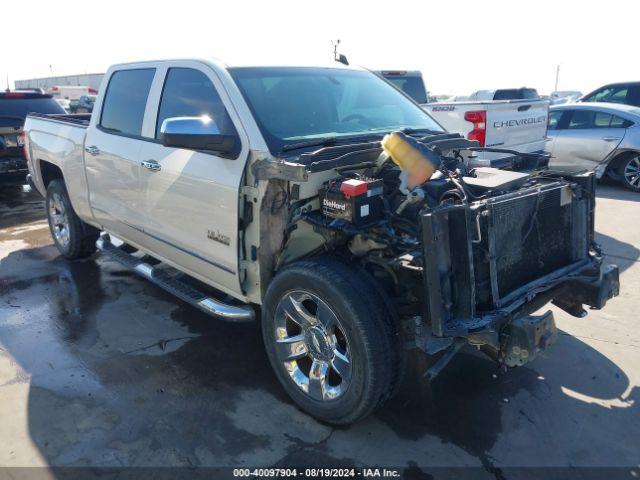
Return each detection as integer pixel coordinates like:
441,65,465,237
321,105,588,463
421,171,619,367
288,132,620,374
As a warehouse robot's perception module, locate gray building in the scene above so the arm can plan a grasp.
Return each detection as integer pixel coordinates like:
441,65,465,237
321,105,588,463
15,73,104,92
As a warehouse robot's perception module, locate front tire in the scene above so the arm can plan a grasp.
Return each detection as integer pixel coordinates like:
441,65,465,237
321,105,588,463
46,179,99,259
262,257,401,424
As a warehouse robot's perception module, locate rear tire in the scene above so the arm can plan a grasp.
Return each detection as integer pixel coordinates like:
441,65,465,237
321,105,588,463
46,179,99,259
617,154,640,192
262,257,401,424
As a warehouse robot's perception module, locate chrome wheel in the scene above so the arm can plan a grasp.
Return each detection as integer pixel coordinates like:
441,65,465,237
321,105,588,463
49,192,70,248
274,290,352,401
624,156,640,189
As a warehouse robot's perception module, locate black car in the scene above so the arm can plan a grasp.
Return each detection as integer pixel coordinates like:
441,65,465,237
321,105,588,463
580,81,640,107
69,95,96,113
0,90,65,184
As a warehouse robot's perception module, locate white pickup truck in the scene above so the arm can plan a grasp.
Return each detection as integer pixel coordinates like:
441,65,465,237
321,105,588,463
24,59,618,424
424,88,550,169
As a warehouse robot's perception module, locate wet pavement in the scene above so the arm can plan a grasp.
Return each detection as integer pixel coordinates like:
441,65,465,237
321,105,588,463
0,183,639,478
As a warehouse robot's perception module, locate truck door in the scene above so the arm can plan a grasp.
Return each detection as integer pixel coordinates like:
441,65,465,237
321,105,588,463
548,109,626,173
138,64,249,296
84,67,156,242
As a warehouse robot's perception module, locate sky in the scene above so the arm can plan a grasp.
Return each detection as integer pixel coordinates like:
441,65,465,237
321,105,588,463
3,0,639,96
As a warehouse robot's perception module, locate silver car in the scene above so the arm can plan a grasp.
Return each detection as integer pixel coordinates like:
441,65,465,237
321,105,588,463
547,102,640,191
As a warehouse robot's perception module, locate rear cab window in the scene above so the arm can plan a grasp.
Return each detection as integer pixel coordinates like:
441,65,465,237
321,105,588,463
1,93,65,158
380,73,428,104
100,68,156,137
0,95,65,126
155,68,237,139
493,88,539,100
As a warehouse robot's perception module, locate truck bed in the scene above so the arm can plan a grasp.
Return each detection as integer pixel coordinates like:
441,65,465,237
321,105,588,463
24,112,94,220
422,97,549,168
27,112,91,127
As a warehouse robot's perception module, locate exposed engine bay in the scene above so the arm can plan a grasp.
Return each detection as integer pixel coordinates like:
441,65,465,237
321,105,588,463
271,132,619,367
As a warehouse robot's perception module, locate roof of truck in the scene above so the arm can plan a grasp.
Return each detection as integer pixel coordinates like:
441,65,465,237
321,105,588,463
109,57,362,71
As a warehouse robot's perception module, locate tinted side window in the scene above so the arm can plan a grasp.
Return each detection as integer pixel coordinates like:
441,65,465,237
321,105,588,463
594,112,614,127
584,86,628,104
548,110,563,130
567,110,595,129
156,68,236,139
628,86,640,107
607,88,629,104
610,115,632,128
100,69,155,136
567,110,628,129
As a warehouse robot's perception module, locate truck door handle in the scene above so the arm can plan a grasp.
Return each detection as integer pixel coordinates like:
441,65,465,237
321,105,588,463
141,159,161,172
85,145,100,156
602,137,621,142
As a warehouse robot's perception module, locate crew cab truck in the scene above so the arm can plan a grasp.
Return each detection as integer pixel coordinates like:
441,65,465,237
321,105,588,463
424,88,550,170
24,59,619,424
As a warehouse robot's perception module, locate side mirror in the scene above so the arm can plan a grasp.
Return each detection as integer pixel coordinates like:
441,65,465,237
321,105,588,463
336,54,349,66
159,116,237,156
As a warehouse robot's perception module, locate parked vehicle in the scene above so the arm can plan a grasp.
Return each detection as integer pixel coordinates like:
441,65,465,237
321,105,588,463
24,59,619,424
424,88,549,169
454,88,540,102
580,82,640,107
1,90,65,184
547,102,640,191
550,90,582,105
69,95,96,113
55,98,71,112
376,70,429,104
48,85,98,102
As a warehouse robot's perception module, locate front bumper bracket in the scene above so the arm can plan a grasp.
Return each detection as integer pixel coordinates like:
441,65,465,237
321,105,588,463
552,264,620,317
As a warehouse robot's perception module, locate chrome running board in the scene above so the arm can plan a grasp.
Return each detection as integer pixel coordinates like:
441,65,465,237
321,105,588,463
96,235,255,323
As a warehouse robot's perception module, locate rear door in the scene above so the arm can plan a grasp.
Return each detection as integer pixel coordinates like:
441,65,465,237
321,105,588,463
548,109,627,173
84,67,156,239
485,99,549,152
137,62,249,296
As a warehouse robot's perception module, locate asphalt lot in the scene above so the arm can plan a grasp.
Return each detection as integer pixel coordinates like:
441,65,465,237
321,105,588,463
0,182,638,478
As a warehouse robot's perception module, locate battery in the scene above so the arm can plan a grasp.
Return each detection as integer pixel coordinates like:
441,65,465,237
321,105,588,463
318,178,384,225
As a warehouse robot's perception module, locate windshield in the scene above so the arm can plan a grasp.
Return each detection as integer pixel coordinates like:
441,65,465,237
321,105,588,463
0,97,65,126
228,67,444,154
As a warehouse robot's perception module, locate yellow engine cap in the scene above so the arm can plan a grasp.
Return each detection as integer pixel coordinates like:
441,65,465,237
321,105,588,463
381,131,441,189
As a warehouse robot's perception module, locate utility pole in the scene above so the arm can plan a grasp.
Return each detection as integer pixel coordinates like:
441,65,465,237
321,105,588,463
554,64,560,92
331,39,341,61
